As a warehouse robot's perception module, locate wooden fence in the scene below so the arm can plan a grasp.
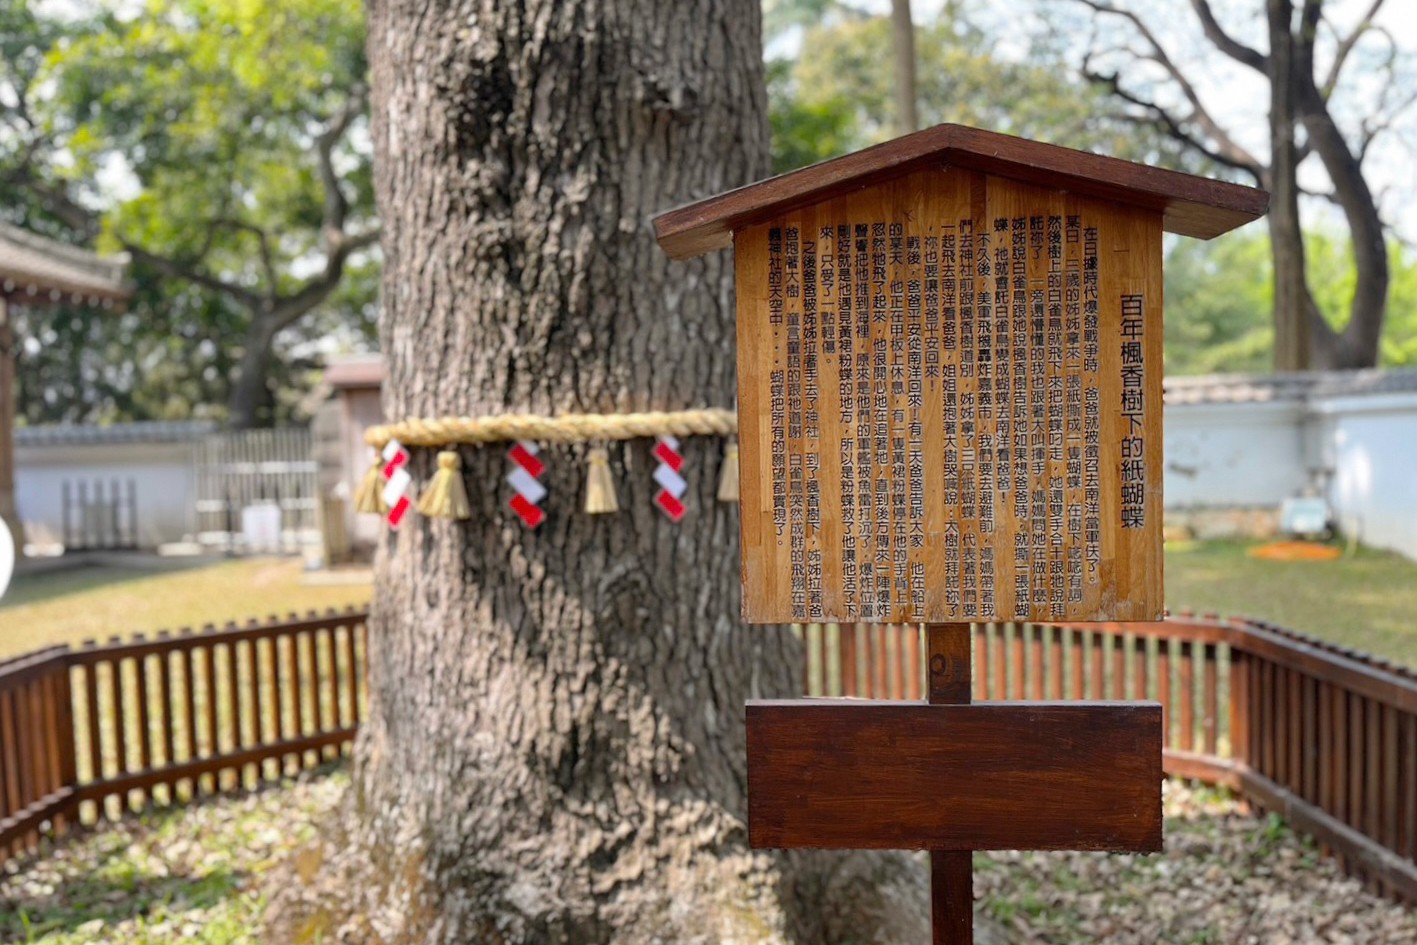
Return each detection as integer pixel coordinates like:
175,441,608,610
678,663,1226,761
0,609,368,859
3,607,1415,908
802,613,1417,903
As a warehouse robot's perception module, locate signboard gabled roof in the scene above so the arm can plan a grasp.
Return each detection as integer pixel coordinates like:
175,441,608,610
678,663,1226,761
655,124,1269,260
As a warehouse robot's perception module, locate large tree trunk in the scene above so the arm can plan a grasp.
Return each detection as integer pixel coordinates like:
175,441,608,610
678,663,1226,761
228,314,277,429
1293,0,1390,370
890,0,919,136
317,1,935,942
1267,0,1312,372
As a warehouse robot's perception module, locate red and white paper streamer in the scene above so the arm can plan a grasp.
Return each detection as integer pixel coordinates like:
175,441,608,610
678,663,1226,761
381,439,413,528
507,440,546,528
652,435,686,522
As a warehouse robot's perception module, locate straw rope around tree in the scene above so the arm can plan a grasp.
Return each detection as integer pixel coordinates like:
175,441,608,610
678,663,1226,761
364,408,737,450
357,408,740,521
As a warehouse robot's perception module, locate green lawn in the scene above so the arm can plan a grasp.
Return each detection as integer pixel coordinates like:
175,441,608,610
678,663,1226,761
1164,539,1417,667
0,558,371,659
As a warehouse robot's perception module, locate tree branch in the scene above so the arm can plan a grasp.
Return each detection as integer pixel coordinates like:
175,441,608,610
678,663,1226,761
120,242,263,308
1321,0,1386,99
1069,0,1264,179
1189,0,1267,73
315,83,367,239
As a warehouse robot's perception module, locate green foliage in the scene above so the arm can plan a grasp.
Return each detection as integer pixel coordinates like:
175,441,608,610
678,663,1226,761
46,0,371,287
1163,232,1274,376
766,6,1202,173
2,0,374,426
1162,229,1417,376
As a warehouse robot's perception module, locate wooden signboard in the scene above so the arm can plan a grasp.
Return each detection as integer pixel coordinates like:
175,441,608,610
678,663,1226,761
747,700,1162,851
654,126,1267,945
656,125,1268,626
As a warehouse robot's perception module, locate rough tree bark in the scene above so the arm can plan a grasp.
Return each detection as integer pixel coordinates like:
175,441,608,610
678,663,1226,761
318,1,935,942
890,0,920,136
1267,0,1311,371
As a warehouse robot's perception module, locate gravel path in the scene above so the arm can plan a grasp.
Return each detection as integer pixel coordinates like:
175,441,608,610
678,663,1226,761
1,772,1411,944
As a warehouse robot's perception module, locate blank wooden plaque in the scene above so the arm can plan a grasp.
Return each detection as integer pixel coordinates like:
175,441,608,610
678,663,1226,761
733,167,1164,624
746,700,1163,852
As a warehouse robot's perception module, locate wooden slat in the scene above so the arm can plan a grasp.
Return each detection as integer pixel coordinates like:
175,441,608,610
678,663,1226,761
841,625,858,697
1179,641,1195,753
1089,631,1104,700
342,629,359,725
1110,634,1125,700
225,640,241,776
1382,704,1399,862
1133,635,1149,703
1203,644,1219,756
1010,624,1025,700
1227,648,1246,764
83,661,102,784
183,644,199,768
1026,626,1042,702
973,626,989,701
993,626,1007,701
1366,698,1382,843
133,648,152,787
1069,629,1084,700
746,700,1162,851
1048,626,1064,700
1301,675,1317,801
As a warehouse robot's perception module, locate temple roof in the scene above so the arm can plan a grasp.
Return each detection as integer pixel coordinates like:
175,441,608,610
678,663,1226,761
0,222,131,308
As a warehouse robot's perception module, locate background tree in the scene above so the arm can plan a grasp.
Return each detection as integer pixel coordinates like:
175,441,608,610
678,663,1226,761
1056,0,1416,371
290,0,933,941
1,0,377,428
766,2,1200,173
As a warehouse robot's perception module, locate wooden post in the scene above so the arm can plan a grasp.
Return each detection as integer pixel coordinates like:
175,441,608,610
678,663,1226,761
928,623,973,945
0,296,22,557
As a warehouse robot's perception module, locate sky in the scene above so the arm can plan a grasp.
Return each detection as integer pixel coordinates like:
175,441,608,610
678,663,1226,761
862,0,1417,243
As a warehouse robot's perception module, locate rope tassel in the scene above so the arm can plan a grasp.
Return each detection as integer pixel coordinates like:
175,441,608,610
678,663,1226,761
417,450,472,520
353,452,387,515
584,447,618,514
717,438,739,503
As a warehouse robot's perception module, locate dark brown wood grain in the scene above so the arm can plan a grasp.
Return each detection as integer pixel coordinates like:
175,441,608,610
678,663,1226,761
654,123,1268,258
746,700,1162,851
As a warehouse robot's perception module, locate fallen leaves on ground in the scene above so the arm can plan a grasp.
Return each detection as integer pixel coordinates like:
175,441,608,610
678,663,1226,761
1,774,1412,943
975,780,1417,944
0,769,345,944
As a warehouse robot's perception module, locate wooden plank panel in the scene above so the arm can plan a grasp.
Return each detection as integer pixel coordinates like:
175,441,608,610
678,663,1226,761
1048,626,1064,700
993,626,1008,700
83,663,102,783
974,626,990,700
1069,629,1084,700
1029,626,1044,702
1203,644,1219,757
734,171,1164,624
746,700,1162,851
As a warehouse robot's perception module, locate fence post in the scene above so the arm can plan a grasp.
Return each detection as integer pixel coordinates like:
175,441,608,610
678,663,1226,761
1229,645,1250,767
53,647,79,830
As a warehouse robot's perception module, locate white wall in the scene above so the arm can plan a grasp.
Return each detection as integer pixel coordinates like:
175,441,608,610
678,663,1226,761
14,440,198,548
1315,394,1417,561
1160,392,1417,561
1163,401,1310,508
